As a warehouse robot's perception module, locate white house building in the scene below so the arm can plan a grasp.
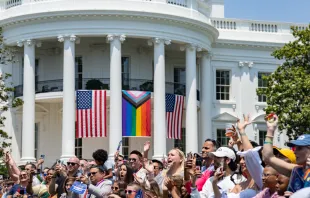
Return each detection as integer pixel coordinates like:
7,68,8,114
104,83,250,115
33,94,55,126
0,0,307,166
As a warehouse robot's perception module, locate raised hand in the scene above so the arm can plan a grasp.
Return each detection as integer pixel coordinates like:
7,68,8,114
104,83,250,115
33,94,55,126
265,113,278,132
213,170,225,183
237,114,252,131
143,141,151,152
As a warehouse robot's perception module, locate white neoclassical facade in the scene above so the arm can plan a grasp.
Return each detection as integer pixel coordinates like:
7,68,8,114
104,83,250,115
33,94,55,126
0,0,307,166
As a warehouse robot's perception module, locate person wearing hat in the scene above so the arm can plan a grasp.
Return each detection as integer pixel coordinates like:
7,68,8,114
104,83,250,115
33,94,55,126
263,114,310,194
273,147,296,164
199,147,241,198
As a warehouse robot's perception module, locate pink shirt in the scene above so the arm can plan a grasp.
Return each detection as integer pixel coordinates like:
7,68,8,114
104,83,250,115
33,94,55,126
185,169,214,193
253,188,286,198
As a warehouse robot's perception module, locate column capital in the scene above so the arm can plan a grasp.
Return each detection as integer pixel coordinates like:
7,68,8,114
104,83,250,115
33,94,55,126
147,38,171,46
17,39,42,47
106,34,126,43
57,35,80,44
180,43,202,52
197,51,212,58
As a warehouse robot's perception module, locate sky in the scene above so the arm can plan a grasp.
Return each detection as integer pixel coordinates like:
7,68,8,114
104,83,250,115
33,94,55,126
225,0,310,24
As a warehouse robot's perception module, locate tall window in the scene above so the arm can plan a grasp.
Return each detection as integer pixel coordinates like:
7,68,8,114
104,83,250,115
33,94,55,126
122,57,130,90
75,57,83,89
258,72,271,102
122,137,129,159
174,68,186,95
34,123,39,159
216,129,229,146
174,128,186,153
22,59,39,91
259,130,267,146
216,70,230,100
75,138,82,159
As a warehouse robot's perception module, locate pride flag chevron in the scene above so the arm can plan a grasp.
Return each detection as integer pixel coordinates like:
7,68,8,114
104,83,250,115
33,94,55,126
122,90,151,137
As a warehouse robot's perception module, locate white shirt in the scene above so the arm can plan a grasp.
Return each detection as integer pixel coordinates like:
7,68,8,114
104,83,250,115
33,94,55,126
200,174,246,198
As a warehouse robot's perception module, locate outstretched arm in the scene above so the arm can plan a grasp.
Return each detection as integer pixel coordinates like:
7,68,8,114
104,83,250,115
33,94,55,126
262,114,296,177
5,152,20,182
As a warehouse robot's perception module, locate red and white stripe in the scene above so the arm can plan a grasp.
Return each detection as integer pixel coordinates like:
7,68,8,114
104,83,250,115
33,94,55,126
76,90,107,138
167,95,184,139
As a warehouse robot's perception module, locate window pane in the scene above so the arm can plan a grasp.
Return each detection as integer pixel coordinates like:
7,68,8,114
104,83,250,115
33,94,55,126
216,93,220,100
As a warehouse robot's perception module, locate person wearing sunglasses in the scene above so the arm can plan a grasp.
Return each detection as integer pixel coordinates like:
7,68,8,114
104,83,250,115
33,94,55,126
67,157,82,178
124,183,141,198
80,165,112,198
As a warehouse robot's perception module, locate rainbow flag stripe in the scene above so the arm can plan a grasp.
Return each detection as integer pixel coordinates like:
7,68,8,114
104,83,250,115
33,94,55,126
122,91,151,137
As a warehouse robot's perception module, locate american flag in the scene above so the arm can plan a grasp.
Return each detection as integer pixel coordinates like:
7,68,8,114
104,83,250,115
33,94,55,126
166,94,184,139
76,90,107,138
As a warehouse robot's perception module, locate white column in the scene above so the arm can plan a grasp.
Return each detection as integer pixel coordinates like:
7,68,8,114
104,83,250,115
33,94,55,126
107,35,126,160
181,44,201,154
18,39,40,162
58,35,77,161
148,38,171,160
200,52,212,148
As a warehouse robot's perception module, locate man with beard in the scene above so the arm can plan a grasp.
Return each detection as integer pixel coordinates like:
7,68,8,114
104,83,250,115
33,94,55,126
201,147,243,198
194,139,219,192
49,157,82,197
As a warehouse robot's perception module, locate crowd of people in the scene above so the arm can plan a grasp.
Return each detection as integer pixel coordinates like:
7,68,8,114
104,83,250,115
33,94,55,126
0,113,309,197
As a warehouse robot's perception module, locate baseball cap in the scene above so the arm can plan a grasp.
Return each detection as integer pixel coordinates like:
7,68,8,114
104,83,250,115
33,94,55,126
273,147,296,164
210,147,236,161
286,134,310,147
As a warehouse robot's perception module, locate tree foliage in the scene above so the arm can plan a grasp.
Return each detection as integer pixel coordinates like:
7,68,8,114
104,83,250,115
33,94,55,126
0,27,23,158
257,25,310,140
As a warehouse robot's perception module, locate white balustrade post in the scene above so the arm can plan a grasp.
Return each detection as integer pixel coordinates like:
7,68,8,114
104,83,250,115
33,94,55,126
18,39,40,163
181,44,200,154
200,52,212,146
148,38,171,160
107,35,125,160
58,35,78,161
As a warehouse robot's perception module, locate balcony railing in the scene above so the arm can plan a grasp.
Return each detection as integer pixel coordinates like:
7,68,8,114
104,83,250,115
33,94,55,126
14,78,191,98
2,0,188,10
211,18,308,34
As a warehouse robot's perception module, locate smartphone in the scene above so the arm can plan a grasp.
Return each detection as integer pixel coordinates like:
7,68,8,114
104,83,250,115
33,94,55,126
40,154,45,159
117,140,122,151
196,159,202,170
19,189,25,195
216,160,224,174
187,152,192,161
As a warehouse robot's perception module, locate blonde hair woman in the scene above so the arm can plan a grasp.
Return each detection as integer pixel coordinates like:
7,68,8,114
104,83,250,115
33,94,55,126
162,148,185,197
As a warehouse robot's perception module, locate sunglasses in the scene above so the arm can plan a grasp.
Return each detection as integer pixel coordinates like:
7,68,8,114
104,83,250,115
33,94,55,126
125,190,136,194
128,158,137,162
111,187,119,190
67,162,77,166
87,172,98,176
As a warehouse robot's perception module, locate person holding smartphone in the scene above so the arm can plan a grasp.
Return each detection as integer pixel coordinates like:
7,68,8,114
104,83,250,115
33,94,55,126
200,147,242,198
6,171,29,198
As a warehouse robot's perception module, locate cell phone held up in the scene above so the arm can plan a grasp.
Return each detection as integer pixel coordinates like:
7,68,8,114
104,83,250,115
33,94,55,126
186,152,192,161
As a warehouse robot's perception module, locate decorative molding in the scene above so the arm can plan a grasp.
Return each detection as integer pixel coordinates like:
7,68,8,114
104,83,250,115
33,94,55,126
106,34,126,43
180,43,202,51
57,35,80,43
147,38,171,46
16,39,42,47
239,61,254,68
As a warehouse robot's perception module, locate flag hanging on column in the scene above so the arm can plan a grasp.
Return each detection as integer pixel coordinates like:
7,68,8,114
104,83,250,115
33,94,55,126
76,90,107,138
122,90,151,137
166,94,184,139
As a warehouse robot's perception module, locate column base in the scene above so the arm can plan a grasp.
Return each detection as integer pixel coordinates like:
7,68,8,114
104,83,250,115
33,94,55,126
152,155,166,161
20,157,36,163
